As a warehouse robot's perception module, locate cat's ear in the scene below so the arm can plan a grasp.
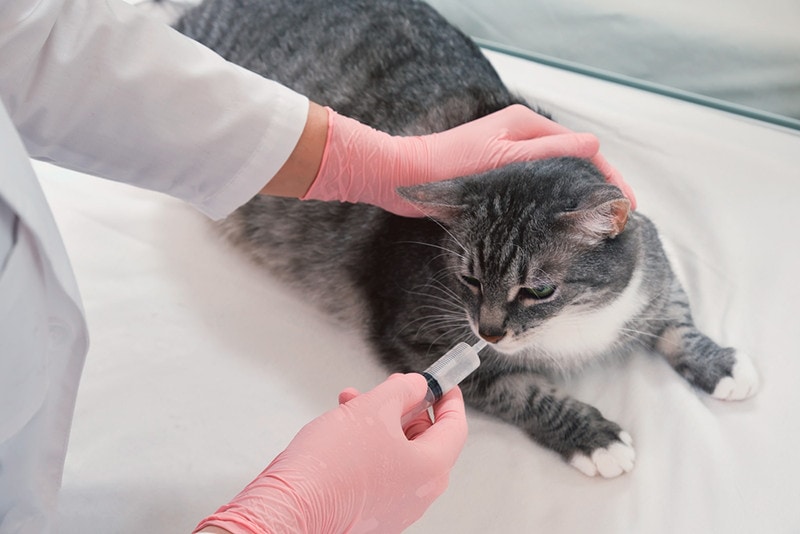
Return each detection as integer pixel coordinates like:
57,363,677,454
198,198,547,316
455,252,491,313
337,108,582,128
396,181,466,221
558,185,630,244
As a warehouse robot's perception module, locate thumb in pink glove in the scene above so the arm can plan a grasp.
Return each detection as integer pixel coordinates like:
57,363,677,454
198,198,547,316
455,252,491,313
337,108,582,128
303,104,635,216
194,373,468,534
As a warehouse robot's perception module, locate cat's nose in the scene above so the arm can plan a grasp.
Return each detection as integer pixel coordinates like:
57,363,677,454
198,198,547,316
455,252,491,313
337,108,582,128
479,331,506,344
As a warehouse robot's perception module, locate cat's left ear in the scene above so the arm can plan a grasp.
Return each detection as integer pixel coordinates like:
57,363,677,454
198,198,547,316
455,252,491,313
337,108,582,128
558,185,630,244
396,180,466,221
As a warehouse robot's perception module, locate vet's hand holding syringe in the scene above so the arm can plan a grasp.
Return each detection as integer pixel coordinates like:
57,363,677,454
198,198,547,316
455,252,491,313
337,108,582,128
194,340,486,534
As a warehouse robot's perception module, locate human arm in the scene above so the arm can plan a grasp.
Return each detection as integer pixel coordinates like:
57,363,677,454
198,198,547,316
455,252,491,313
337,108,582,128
194,374,468,534
275,102,636,216
0,0,308,220
0,0,632,222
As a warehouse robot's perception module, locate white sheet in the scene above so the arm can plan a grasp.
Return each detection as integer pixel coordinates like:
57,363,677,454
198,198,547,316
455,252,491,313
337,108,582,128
42,50,800,533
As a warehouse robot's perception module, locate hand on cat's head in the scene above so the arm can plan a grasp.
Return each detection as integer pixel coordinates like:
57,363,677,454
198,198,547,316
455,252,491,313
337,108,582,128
303,106,635,217
398,157,630,243
444,105,636,210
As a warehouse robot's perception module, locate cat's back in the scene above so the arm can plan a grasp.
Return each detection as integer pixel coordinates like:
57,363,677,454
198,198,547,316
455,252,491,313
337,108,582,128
173,0,532,321
174,0,519,133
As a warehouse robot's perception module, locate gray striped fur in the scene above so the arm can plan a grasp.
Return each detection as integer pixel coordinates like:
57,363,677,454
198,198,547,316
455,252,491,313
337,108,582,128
174,0,754,475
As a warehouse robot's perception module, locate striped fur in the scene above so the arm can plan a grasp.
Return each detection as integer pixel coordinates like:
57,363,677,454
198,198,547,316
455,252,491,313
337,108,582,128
175,0,757,477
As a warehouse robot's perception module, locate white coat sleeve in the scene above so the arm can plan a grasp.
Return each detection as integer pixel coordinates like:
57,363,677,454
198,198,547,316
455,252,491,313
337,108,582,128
0,0,309,220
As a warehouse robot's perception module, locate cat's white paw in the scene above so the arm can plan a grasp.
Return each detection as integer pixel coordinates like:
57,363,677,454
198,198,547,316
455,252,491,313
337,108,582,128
712,352,759,401
569,432,636,478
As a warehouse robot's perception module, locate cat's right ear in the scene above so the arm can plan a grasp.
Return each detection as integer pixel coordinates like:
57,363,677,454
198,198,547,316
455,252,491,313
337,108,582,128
557,185,630,244
396,181,466,221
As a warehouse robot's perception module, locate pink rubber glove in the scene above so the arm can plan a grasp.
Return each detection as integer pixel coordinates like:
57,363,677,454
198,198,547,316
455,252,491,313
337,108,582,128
194,374,468,534
302,104,635,216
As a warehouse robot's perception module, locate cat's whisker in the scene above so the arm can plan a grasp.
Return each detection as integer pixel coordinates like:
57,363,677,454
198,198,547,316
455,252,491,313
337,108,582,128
403,272,466,311
402,288,462,311
397,241,467,262
617,327,666,342
425,324,473,356
406,286,460,304
407,313,461,328
406,316,464,332
425,218,469,257
412,316,470,339
408,306,464,322
415,317,469,333
396,305,467,337
428,278,463,302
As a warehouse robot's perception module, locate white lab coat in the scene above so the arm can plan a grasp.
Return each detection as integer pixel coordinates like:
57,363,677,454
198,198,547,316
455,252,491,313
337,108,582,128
0,0,308,531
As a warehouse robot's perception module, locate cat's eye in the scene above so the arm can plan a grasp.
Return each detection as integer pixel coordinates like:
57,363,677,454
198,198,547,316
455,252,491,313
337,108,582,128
461,275,481,290
520,284,556,300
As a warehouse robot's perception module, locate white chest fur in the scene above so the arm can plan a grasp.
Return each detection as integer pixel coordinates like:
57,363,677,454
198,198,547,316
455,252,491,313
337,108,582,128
504,267,646,369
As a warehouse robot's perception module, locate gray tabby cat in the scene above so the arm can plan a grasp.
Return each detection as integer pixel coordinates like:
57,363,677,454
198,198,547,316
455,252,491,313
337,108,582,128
174,0,758,477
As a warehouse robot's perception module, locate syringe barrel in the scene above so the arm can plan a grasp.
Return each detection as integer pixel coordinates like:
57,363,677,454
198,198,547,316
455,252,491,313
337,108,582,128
400,340,484,427
422,341,482,401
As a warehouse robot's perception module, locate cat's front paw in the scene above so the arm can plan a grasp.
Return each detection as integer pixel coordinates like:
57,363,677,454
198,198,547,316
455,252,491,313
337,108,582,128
568,431,636,478
712,351,759,401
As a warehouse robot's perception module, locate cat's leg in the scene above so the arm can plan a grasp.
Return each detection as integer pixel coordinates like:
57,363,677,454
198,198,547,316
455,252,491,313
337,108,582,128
462,370,635,478
654,280,759,400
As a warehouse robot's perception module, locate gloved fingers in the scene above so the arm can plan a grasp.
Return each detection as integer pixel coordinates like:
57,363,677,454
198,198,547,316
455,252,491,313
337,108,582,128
410,386,467,466
404,386,466,442
479,104,569,138
487,105,637,208
590,153,637,209
338,387,360,405
353,373,429,416
431,385,465,423
504,128,637,209
338,373,410,405
402,408,434,441
497,132,600,162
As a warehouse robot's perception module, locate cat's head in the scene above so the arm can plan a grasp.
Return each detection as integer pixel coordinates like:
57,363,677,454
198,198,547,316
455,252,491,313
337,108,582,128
399,157,636,366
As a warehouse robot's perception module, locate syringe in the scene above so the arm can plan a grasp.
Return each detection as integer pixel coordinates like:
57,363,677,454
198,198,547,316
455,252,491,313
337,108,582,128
401,339,487,427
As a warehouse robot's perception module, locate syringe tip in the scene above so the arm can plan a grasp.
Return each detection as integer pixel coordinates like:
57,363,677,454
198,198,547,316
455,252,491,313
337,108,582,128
472,339,488,352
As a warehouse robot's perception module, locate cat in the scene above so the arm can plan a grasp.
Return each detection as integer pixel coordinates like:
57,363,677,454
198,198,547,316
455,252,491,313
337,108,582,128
173,0,758,477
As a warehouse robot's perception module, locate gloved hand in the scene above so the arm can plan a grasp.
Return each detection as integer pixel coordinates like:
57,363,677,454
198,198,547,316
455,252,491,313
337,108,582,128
194,374,468,534
303,104,635,216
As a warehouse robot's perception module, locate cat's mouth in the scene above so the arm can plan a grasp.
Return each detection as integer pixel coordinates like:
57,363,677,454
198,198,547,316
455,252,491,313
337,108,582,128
481,334,531,355
466,317,517,353
470,323,528,355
